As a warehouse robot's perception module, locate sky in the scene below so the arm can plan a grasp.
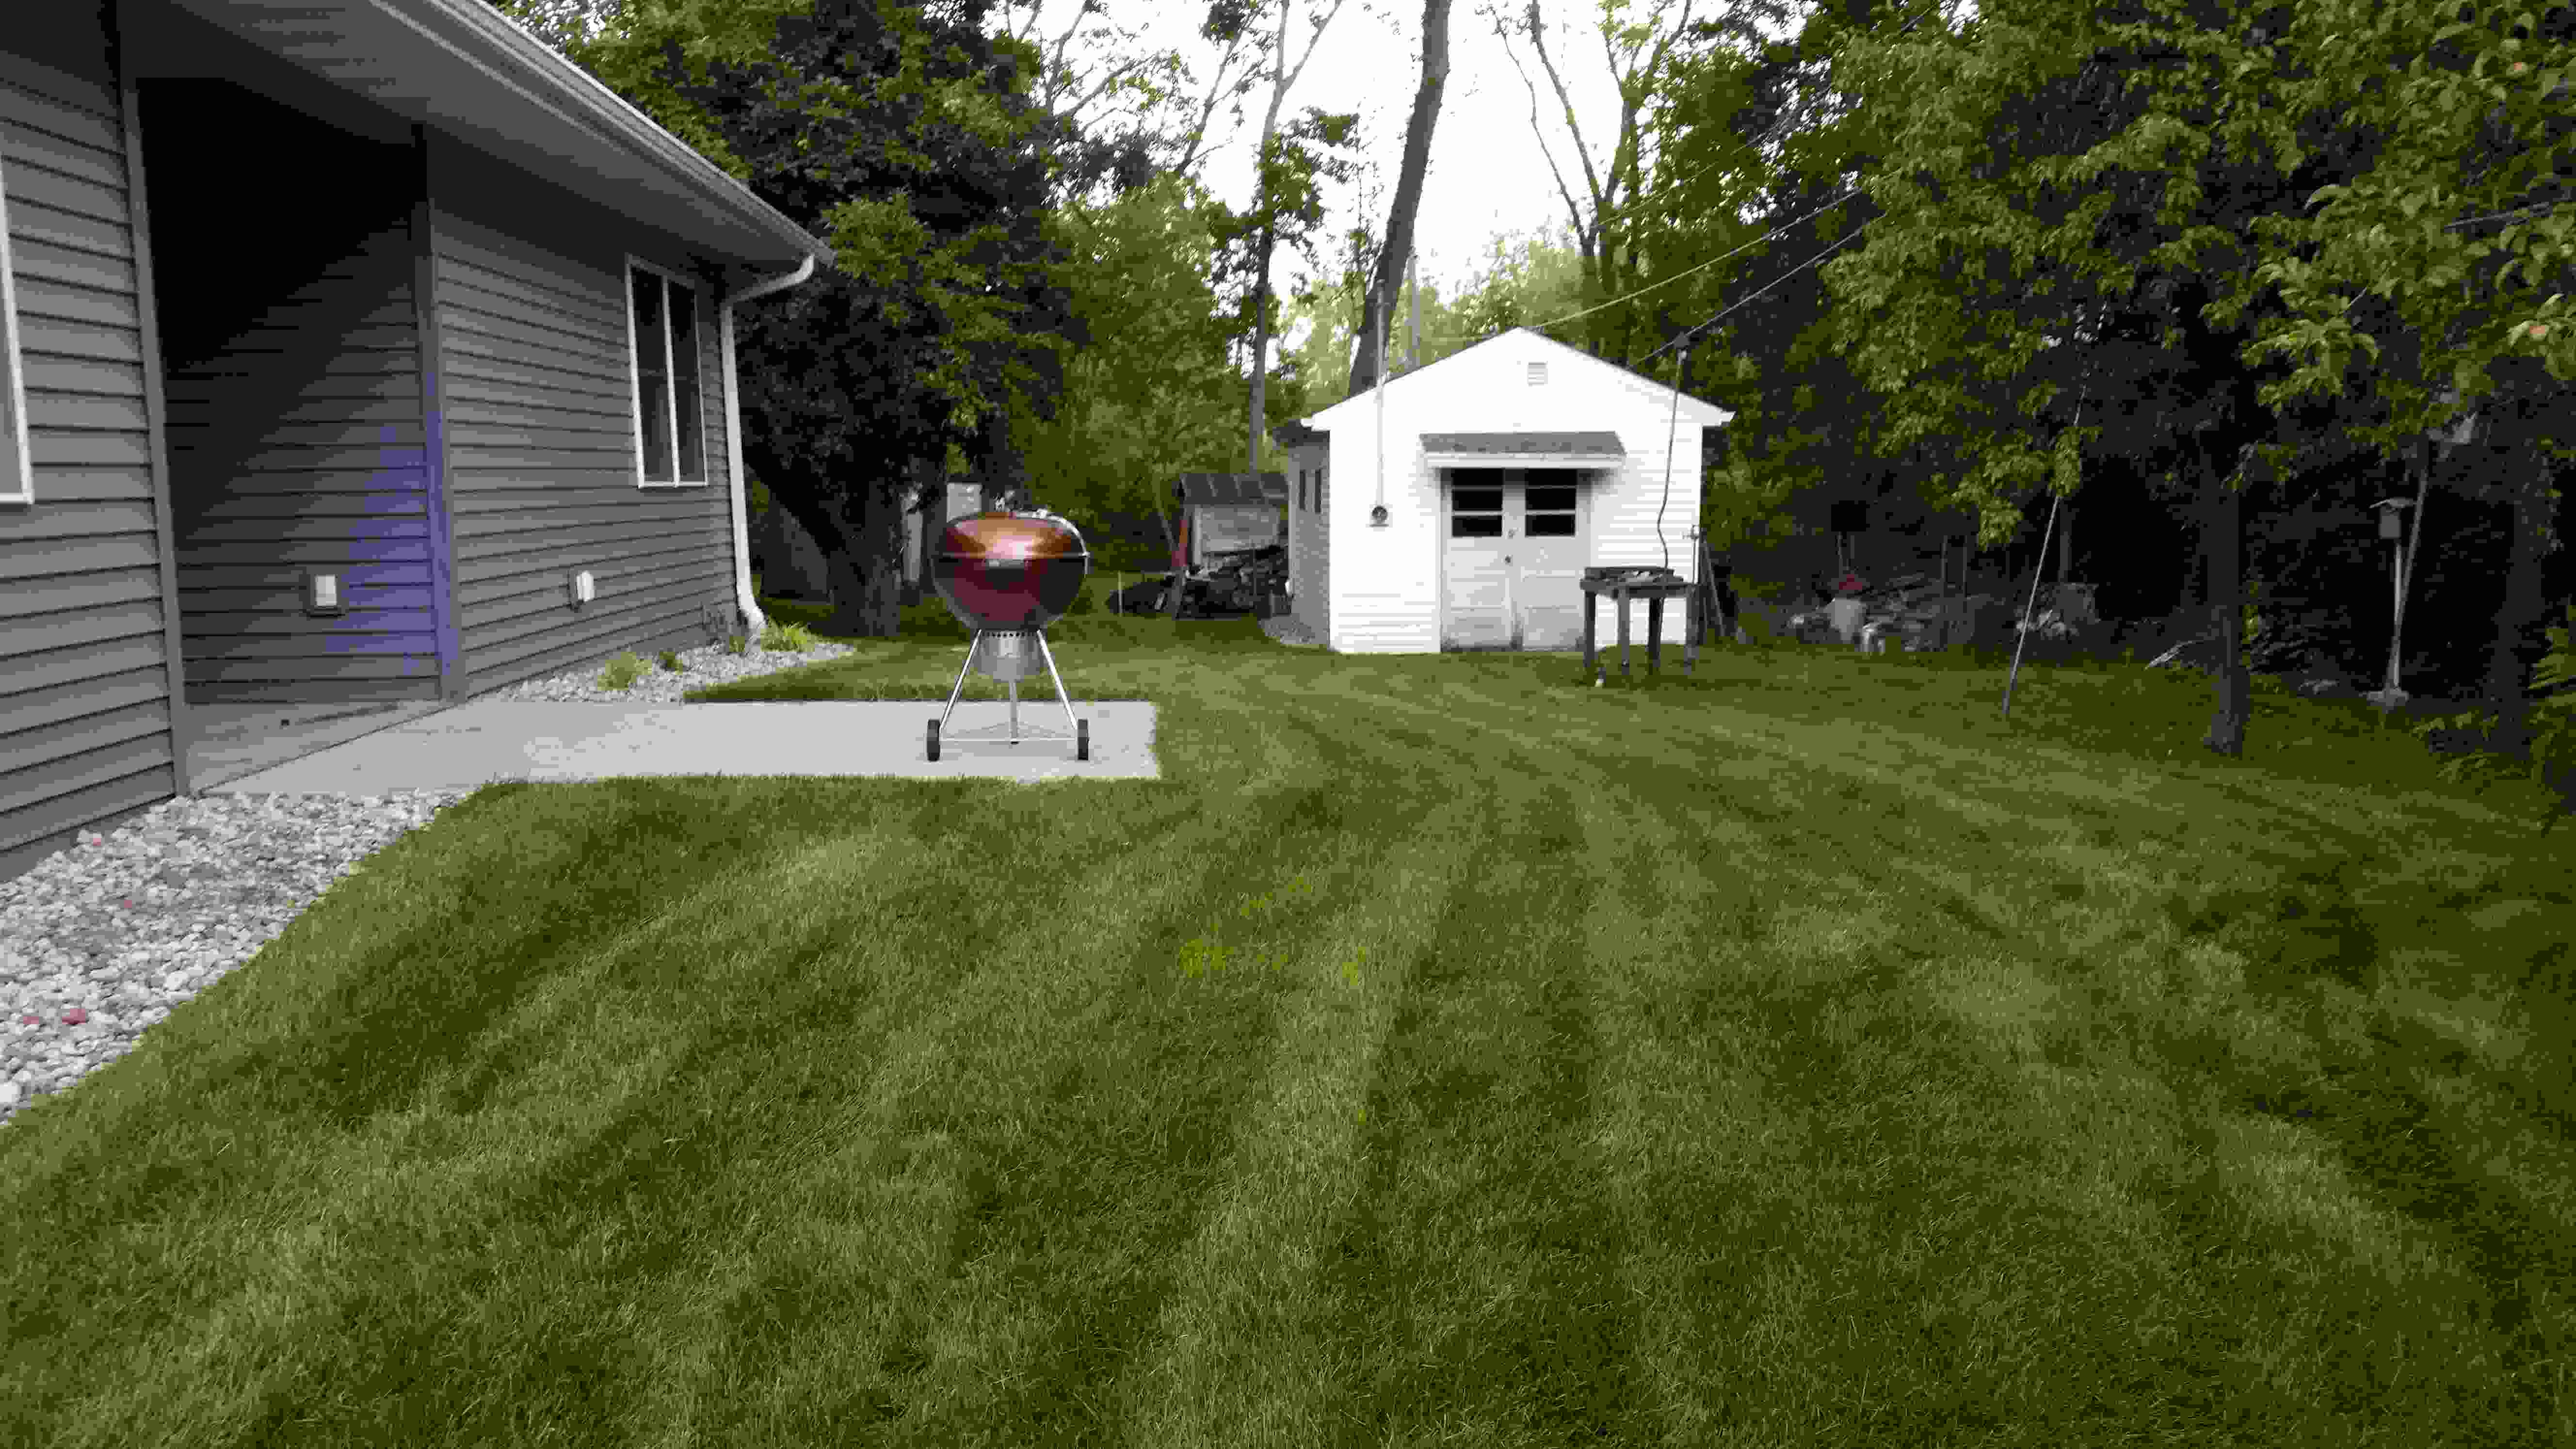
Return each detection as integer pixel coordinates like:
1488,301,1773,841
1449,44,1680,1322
1062,0,1839,335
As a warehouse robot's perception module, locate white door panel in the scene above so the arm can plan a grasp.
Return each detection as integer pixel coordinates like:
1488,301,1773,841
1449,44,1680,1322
1441,470,1589,650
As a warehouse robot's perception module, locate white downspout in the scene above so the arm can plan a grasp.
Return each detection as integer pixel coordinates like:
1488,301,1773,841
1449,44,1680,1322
720,254,819,645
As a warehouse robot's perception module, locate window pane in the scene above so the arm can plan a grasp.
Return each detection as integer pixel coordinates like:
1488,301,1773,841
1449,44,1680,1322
1453,487,1503,513
630,270,668,480
1451,512,1503,538
669,281,705,482
1526,511,1578,537
638,376,673,482
1525,484,1577,512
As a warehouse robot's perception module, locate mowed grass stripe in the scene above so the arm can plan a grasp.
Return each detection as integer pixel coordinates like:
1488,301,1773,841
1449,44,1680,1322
10,780,999,1447
597,779,1397,1444
1311,771,1646,1446
1109,799,1486,1449
36,776,1280,1448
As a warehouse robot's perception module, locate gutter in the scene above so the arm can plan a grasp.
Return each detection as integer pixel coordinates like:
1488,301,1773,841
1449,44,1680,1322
721,255,821,645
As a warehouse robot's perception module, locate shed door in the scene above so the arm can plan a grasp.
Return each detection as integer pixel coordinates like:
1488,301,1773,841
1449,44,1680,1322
1442,471,1588,650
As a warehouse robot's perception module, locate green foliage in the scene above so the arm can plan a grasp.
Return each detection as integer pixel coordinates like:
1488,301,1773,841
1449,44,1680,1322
725,633,751,657
1019,172,1250,527
758,619,820,653
547,0,1095,638
2242,0,2576,455
658,649,685,673
595,651,649,692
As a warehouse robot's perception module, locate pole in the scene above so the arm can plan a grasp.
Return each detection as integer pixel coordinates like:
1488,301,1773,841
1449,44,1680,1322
1372,268,1388,525
2001,490,2063,721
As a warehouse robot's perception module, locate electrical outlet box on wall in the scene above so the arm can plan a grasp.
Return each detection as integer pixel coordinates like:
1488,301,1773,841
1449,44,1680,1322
303,569,346,616
568,569,596,606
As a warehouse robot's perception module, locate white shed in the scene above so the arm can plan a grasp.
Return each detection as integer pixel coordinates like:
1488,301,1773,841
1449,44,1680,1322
1281,327,1733,653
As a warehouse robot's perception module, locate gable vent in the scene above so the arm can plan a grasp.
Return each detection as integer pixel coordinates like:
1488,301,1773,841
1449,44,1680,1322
1526,362,1548,386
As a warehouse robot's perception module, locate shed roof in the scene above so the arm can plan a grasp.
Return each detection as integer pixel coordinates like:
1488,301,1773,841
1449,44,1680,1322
1419,431,1626,458
1174,472,1287,507
165,0,832,271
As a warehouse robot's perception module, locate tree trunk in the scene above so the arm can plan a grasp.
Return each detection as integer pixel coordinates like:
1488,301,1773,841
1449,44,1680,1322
776,479,906,639
1249,215,1279,474
1347,0,1451,399
1159,495,1189,617
2202,439,2250,757
2481,447,2555,763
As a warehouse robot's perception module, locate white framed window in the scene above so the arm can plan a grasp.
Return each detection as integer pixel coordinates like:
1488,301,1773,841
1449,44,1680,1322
0,152,31,506
625,257,706,486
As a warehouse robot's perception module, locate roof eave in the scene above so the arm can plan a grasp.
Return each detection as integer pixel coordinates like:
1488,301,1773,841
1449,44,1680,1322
405,0,832,267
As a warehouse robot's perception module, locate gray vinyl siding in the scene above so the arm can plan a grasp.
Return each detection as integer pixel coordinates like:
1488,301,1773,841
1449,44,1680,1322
430,143,740,697
0,20,188,885
161,224,438,705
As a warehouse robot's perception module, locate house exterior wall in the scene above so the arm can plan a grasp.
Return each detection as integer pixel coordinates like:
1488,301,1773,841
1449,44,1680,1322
0,14,189,885
1314,332,1708,655
428,139,740,696
146,76,440,707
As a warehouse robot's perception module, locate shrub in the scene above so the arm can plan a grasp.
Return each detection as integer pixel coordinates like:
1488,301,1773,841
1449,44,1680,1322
595,651,649,692
758,620,818,653
658,649,685,673
724,634,750,656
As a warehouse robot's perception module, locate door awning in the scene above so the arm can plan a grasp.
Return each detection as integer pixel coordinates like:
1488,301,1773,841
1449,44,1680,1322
1421,431,1626,468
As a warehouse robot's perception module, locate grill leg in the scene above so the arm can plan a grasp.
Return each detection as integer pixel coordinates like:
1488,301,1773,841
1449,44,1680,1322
1008,677,1020,744
938,633,981,730
1035,630,1081,740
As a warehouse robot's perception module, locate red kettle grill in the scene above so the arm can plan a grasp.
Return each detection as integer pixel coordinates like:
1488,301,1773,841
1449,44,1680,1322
927,505,1091,762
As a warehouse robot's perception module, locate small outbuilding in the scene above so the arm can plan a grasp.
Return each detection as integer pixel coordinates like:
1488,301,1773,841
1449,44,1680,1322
1171,471,1286,568
1281,327,1733,653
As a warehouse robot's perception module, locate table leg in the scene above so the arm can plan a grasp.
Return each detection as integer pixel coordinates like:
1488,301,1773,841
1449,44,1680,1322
1585,593,1601,683
1649,598,1664,674
1684,596,1698,676
1617,588,1634,680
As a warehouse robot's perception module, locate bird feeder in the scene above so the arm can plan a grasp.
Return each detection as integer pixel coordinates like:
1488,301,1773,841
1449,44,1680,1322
2374,497,2412,540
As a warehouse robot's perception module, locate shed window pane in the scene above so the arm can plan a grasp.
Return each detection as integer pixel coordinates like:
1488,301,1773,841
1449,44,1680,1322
1451,512,1503,538
1526,484,1577,512
669,279,705,482
1453,487,1503,513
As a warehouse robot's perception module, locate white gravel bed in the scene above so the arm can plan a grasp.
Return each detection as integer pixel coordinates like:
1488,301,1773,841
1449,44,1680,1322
0,637,859,1131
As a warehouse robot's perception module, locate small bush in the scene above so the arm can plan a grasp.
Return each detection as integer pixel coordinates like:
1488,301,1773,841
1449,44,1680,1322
596,651,649,692
724,634,749,656
759,620,818,653
658,649,685,673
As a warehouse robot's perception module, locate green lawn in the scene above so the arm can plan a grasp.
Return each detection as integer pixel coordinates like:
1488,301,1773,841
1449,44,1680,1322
5,597,2573,1448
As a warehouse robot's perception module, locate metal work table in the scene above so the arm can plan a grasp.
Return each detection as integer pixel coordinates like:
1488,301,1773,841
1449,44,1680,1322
1581,567,1699,684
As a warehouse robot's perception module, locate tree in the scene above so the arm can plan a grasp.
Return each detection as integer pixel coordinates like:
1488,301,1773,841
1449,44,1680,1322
556,0,1095,637
1345,0,1453,397
998,0,1284,203
1808,0,2486,756
1482,0,1802,368
1019,171,1263,565
1626,0,1995,587
1237,0,1360,484
2238,0,2576,758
